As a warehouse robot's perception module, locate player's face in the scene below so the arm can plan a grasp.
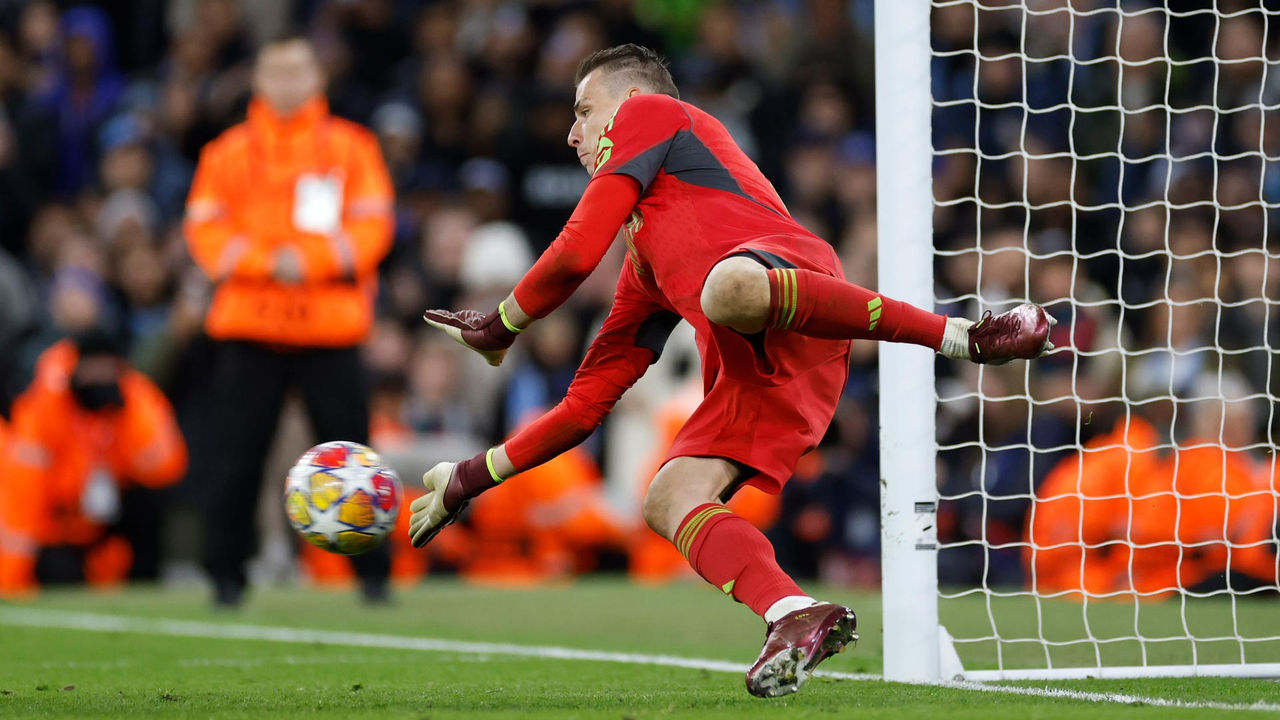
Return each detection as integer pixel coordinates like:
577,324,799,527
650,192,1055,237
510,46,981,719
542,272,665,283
568,70,632,174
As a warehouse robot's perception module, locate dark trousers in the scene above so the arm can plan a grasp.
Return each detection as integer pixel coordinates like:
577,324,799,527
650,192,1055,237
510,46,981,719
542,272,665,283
201,341,389,590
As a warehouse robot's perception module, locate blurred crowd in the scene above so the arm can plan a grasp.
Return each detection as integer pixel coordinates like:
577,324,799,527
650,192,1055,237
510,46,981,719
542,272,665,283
931,0,1280,591
0,0,1274,599
0,0,882,594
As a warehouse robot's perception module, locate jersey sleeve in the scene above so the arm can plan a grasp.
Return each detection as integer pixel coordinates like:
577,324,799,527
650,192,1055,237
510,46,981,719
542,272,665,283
504,262,681,472
592,94,690,193
512,172,640,319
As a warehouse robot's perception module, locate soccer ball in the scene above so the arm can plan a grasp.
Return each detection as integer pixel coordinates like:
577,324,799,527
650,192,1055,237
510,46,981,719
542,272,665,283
284,441,402,555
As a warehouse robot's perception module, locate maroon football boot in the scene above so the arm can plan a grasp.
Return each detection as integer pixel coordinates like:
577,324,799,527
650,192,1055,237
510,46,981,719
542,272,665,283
745,603,858,698
968,303,1054,365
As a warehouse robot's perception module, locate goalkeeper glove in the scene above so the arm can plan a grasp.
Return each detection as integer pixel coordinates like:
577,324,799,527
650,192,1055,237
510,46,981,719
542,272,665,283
408,451,505,548
422,302,522,367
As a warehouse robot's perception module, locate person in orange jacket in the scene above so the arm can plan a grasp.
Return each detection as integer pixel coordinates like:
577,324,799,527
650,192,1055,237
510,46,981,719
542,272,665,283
1235,454,1280,585
1138,386,1279,593
1027,399,1279,598
1025,414,1166,598
1144,442,1277,593
183,34,394,607
0,331,187,597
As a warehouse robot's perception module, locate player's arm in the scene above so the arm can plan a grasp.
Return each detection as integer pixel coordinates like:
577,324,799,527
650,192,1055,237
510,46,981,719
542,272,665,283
422,172,640,366
410,264,679,547
424,94,686,366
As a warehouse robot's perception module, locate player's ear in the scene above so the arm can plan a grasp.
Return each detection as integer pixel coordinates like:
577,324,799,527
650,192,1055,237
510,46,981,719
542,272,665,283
626,86,643,98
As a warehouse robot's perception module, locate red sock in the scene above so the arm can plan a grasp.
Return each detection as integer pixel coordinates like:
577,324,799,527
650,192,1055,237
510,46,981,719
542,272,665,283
766,267,946,349
674,503,803,618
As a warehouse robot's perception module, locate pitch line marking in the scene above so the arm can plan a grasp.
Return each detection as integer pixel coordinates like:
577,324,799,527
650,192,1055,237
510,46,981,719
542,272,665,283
35,655,432,671
1,608,1277,712
945,680,1280,713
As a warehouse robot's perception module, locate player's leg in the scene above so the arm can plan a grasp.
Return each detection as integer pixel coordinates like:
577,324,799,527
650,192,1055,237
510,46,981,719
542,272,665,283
296,346,392,603
700,253,1052,364
641,456,856,697
643,456,811,614
201,341,289,607
701,254,945,343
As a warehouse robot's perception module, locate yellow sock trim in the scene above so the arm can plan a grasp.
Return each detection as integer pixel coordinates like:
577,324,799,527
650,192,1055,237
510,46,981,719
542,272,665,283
772,270,791,329
675,506,732,558
676,507,718,557
498,302,523,334
485,448,505,484
783,268,798,329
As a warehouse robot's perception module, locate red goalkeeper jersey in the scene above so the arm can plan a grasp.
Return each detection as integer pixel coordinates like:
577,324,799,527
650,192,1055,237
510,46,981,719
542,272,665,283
514,93,827,322
505,93,848,487
592,94,826,315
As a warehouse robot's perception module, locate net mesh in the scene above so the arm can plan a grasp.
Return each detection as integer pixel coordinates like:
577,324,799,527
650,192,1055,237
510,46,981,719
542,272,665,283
929,0,1280,673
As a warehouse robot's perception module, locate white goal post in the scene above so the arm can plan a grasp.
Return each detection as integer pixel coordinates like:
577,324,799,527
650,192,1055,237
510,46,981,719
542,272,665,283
877,0,1280,682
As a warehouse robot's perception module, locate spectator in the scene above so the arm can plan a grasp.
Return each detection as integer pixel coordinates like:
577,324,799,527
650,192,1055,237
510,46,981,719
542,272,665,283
183,34,394,607
0,329,186,597
35,5,126,198
0,52,40,255
0,247,37,411
1026,372,1278,598
1024,410,1165,597
364,318,414,447
405,333,474,436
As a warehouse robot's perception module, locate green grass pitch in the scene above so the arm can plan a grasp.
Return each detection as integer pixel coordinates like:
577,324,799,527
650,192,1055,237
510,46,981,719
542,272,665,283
1,578,1278,718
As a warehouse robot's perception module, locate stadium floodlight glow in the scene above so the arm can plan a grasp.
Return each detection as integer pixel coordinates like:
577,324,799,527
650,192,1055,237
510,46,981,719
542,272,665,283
877,0,1280,683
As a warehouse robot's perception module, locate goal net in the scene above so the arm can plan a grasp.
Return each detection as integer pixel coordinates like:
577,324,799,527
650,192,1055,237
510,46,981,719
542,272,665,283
877,0,1280,681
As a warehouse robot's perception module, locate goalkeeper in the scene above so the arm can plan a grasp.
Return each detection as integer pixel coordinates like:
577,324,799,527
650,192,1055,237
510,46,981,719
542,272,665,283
413,44,1053,698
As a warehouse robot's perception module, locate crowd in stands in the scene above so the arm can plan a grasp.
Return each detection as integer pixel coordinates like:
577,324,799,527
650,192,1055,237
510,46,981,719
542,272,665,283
931,0,1279,592
0,0,1274,598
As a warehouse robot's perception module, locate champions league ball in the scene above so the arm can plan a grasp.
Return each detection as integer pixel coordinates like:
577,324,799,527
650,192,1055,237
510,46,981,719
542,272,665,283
284,441,402,555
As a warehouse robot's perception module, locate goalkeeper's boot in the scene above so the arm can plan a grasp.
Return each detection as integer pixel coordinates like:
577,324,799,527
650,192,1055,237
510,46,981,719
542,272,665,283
408,462,468,548
968,303,1054,365
746,603,858,698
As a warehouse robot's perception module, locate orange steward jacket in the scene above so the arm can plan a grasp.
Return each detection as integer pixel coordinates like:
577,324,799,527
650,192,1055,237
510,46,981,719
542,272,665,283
0,341,187,592
184,96,394,346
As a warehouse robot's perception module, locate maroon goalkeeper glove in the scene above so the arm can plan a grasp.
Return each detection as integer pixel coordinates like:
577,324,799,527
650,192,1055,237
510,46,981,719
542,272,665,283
422,304,521,367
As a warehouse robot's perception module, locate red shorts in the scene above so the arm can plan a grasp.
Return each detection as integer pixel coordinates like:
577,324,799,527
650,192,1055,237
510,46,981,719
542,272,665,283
664,236,851,494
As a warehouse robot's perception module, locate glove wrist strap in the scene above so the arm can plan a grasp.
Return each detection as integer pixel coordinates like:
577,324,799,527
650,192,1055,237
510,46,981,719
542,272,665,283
498,302,523,334
470,306,520,351
446,450,505,510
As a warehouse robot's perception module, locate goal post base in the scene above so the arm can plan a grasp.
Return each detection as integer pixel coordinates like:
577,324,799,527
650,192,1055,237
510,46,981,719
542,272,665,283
939,626,966,681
